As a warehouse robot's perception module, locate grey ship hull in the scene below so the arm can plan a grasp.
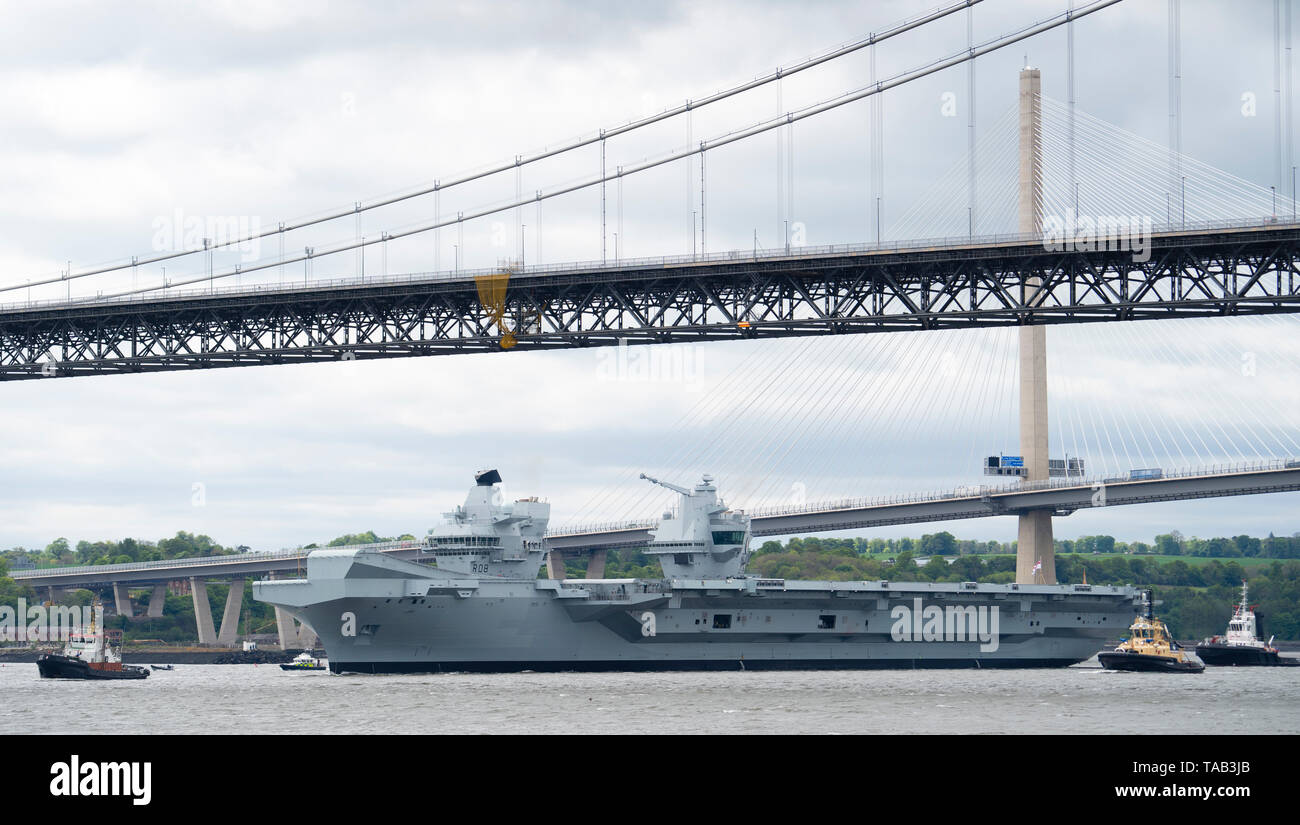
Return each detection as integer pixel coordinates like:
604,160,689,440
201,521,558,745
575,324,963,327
255,548,1141,674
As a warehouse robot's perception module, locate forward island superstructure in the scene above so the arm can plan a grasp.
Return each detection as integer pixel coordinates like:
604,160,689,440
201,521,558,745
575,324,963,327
254,470,1142,673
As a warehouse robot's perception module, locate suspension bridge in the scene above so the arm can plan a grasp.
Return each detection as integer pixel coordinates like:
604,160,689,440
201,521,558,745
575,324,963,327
5,0,1300,647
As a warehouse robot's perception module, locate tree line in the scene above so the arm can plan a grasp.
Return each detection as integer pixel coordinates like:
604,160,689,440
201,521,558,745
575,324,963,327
755,531,1300,559
3,532,242,569
1,528,421,570
7,528,1298,572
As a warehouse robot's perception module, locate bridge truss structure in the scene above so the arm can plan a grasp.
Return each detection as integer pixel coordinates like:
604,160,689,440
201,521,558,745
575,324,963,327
2,221,1299,380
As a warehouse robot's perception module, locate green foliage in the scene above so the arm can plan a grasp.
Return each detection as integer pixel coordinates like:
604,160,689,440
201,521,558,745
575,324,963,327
891,550,918,577
919,531,957,556
4,532,236,570
748,550,890,582
0,529,417,576
328,531,389,547
59,589,94,607
157,532,231,559
0,572,31,604
755,540,784,556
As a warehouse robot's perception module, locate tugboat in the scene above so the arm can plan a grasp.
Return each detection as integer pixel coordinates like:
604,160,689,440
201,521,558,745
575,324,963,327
1099,591,1204,673
36,608,150,680
1195,581,1299,666
280,651,326,671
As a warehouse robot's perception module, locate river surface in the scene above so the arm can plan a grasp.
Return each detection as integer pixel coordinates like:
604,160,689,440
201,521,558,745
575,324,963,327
3,656,1298,734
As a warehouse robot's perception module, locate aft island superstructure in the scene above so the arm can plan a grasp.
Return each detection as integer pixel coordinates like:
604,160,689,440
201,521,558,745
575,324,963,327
253,470,1142,673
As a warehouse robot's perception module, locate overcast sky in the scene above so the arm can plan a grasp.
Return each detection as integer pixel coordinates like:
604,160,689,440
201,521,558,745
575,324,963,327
1,0,1298,552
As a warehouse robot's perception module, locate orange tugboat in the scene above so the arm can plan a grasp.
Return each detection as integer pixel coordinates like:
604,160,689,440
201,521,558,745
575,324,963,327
1099,591,1204,674
36,607,149,680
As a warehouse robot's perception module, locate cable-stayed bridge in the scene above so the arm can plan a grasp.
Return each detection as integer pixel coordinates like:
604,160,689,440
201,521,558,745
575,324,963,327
5,0,1300,647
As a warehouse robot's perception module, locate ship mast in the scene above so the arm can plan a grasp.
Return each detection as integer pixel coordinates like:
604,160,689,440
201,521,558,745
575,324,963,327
639,473,693,496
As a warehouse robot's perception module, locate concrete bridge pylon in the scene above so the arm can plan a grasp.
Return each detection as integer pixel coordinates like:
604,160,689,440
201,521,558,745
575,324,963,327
1015,65,1056,586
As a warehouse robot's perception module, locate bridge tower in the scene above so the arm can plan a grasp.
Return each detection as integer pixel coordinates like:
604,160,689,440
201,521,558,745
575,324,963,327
1015,65,1056,585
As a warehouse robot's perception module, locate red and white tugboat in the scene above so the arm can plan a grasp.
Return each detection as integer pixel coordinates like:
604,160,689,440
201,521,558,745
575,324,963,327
36,607,150,680
1195,581,1299,667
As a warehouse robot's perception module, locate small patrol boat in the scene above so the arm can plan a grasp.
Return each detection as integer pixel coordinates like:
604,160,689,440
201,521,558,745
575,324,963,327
1195,581,1299,667
1098,591,1204,674
280,651,326,671
36,607,149,680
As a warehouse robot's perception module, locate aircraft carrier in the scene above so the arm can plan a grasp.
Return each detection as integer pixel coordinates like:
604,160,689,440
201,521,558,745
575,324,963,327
253,470,1142,673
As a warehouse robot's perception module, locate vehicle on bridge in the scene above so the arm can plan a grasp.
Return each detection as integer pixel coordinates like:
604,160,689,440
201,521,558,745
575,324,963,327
254,469,1143,674
1127,468,1164,481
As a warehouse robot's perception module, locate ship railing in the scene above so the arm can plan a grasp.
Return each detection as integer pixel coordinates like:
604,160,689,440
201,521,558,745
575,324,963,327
6,215,1293,315
547,520,655,537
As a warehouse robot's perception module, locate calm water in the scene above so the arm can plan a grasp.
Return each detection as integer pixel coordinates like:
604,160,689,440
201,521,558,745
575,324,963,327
3,658,1297,735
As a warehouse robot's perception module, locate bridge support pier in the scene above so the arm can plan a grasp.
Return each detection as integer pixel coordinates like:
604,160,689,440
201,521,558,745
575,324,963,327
146,584,167,618
1016,322,1056,585
266,571,309,649
275,609,298,649
112,583,133,619
296,621,318,650
190,577,217,645
585,549,606,579
1016,509,1055,584
216,578,244,647
546,551,567,580
1014,65,1056,585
